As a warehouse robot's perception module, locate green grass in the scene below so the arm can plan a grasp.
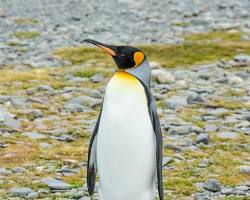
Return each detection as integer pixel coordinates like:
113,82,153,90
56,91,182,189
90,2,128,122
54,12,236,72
14,17,39,25
11,31,40,40
185,31,242,43
74,67,113,78
211,99,250,110
223,89,247,97
53,31,250,68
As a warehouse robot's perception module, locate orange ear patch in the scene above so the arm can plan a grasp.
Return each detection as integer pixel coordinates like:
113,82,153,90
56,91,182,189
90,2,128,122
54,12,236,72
134,52,144,67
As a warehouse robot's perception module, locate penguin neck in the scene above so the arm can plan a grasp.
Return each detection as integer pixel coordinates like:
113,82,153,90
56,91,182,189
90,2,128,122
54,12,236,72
124,58,151,89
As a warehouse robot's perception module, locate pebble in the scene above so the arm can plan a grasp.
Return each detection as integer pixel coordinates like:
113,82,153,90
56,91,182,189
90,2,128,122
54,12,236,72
9,187,34,197
42,177,72,190
12,167,27,174
165,96,188,109
0,167,13,176
239,166,250,174
0,106,21,129
204,124,218,132
203,179,221,192
152,69,175,84
196,133,209,145
53,134,75,142
90,73,104,83
162,157,173,167
64,103,84,113
22,131,46,139
165,143,182,152
39,142,52,149
38,188,49,194
217,131,239,139
27,192,38,199
221,187,234,195
0,143,7,148
235,185,249,191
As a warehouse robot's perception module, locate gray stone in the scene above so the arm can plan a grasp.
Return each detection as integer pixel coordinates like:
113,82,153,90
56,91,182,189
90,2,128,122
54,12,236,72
79,197,91,200
0,167,12,176
22,131,46,139
0,143,6,148
234,54,250,63
0,107,21,129
38,85,55,94
186,92,204,104
9,187,34,197
235,185,249,191
203,179,220,192
42,177,71,190
69,77,88,84
221,188,234,195
72,190,85,198
90,73,104,82
47,128,69,136
162,156,173,167
54,134,75,142
204,124,218,132
217,131,239,139
149,61,162,69
165,143,182,152
168,125,202,135
165,96,188,109
196,133,209,145
38,188,49,194
27,192,38,199
12,167,27,174
241,35,250,41
70,96,102,109
152,69,175,84
64,103,84,112
239,166,250,174
89,90,103,98
228,76,244,84
29,109,43,119
174,70,197,80
235,189,247,195
209,108,229,116
39,142,52,149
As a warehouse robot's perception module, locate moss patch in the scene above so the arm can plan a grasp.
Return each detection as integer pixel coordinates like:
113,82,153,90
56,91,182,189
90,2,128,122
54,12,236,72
54,46,114,65
14,18,39,25
74,67,113,78
211,99,250,110
11,31,40,40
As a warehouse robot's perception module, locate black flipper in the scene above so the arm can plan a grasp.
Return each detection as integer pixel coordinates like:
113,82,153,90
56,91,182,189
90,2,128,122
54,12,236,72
87,107,102,196
143,84,164,200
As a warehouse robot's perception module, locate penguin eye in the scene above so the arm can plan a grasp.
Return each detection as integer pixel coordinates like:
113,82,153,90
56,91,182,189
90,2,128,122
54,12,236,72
120,54,126,57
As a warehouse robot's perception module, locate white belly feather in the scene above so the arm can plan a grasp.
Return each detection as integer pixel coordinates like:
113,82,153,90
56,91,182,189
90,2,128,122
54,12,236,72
97,71,156,200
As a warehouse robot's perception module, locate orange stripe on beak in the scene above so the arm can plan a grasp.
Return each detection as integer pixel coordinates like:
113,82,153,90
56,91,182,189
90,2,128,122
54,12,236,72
97,45,116,56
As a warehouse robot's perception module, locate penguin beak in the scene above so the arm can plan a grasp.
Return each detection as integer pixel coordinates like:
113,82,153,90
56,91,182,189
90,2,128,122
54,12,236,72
82,39,116,56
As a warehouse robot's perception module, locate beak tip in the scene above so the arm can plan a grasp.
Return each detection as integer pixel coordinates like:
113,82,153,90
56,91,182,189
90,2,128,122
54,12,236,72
81,39,90,43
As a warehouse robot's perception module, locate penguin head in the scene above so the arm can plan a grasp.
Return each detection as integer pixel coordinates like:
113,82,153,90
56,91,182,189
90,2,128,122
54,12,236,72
83,39,145,69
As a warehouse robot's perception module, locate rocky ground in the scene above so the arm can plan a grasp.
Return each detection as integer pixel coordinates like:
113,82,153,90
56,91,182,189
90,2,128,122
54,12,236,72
0,0,250,200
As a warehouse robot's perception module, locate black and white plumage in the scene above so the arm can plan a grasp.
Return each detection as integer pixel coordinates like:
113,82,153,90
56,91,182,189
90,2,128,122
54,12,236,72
84,39,163,200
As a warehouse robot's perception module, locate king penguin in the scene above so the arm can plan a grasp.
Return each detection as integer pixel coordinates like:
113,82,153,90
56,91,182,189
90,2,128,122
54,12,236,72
83,39,164,200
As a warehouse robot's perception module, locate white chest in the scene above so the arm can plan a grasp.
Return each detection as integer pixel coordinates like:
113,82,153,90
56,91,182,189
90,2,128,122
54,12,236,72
96,71,156,200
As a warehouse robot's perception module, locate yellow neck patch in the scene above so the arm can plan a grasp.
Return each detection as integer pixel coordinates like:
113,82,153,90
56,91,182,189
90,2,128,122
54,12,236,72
133,52,144,67
113,71,139,85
